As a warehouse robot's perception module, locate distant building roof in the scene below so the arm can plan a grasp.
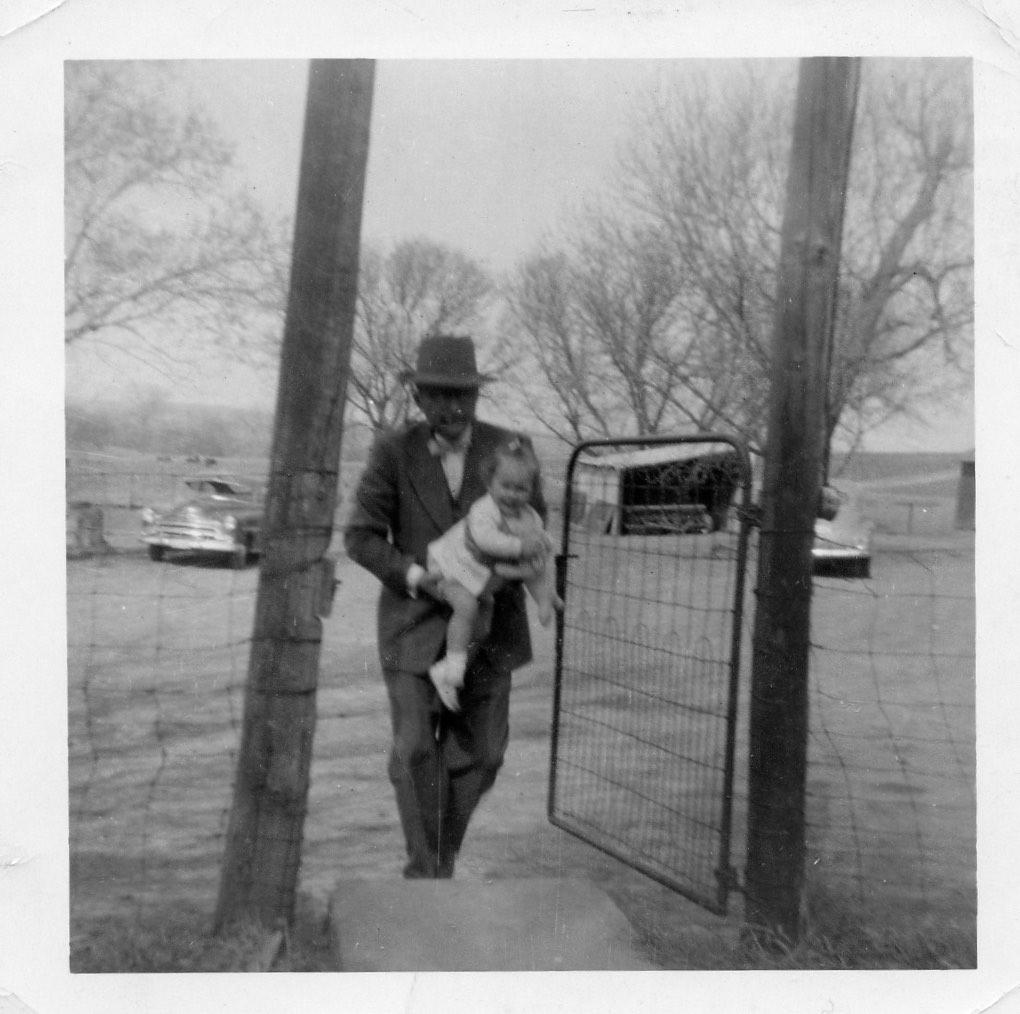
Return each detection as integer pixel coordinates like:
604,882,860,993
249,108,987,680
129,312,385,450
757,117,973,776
576,441,735,471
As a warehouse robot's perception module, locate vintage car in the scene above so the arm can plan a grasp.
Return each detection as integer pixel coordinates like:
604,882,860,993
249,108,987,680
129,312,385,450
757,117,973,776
812,485,874,579
140,476,263,568
739,484,873,578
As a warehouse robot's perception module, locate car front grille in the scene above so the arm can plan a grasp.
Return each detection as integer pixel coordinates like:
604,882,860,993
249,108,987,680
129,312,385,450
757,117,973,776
155,522,223,539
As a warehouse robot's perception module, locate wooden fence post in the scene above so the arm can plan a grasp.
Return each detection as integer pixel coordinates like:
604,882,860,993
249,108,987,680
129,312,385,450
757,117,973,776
214,59,375,931
744,57,860,945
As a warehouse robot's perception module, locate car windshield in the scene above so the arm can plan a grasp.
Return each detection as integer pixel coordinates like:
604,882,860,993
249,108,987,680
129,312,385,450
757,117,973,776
185,479,251,498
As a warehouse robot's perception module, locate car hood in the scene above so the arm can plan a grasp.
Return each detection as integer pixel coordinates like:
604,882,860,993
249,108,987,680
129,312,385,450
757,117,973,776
814,516,872,551
164,496,260,519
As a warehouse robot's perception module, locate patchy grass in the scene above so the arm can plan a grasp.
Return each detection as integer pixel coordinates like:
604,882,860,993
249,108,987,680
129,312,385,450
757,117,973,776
70,894,338,974
602,878,975,970
67,877,975,973
613,875,974,970
724,925,975,971
734,885,977,970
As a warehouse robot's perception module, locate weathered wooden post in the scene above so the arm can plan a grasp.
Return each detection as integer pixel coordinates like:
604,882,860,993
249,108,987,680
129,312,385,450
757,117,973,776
215,59,374,931
744,57,860,945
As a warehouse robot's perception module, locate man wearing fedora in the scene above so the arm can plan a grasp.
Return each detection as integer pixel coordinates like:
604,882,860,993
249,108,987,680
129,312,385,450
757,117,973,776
344,333,546,879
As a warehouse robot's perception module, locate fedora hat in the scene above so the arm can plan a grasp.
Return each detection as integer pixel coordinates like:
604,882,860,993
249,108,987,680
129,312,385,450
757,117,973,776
399,334,495,389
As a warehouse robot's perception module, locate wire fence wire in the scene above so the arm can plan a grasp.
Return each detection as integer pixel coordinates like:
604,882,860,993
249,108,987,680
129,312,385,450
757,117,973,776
66,453,415,960
67,523,252,932
66,452,975,961
804,538,975,933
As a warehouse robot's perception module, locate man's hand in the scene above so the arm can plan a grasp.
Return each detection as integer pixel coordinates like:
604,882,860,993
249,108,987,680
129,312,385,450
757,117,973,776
518,532,547,559
416,573,446,602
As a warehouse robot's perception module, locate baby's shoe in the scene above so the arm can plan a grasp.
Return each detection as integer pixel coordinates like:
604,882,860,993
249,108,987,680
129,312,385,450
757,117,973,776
429,659,461,712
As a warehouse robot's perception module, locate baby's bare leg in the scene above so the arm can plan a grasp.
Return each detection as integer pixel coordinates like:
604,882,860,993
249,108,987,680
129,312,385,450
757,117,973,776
442,580,479,658
428,580,479,712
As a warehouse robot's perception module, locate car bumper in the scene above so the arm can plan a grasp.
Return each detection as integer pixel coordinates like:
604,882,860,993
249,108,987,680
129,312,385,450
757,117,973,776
142,534,238,553
812,544,871,578
812,546,869,560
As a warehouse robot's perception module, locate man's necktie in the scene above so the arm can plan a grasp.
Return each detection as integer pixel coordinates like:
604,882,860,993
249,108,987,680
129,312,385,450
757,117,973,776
428,430,470,498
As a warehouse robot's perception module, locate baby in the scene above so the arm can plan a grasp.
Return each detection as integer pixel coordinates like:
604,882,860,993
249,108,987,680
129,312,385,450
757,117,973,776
427,435,563,711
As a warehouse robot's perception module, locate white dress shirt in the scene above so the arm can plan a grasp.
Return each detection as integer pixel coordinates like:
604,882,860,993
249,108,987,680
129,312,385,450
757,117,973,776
407,425,473,595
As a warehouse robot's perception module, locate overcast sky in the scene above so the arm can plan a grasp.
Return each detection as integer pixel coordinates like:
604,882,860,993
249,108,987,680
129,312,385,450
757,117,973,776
186,59,680,269
64,57,975,452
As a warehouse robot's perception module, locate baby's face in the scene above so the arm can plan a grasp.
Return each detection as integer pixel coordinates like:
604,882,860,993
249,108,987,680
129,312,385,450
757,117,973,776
489,459,533,518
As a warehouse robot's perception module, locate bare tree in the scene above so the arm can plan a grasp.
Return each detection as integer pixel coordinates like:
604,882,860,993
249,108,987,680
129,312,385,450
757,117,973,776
828,59,973,456
621,62,789,451
502,249,617,442
503,203,770,443
347,237,493,431
503,59,972,457
64,61,288,371
623,58,973,456
501,65,785,448
573,217,691,435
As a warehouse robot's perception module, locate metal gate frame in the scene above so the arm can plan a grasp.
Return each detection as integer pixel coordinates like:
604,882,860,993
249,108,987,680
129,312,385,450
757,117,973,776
547,434,754,914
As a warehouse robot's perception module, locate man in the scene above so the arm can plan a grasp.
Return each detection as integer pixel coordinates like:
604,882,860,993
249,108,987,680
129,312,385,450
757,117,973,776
344,333,546,879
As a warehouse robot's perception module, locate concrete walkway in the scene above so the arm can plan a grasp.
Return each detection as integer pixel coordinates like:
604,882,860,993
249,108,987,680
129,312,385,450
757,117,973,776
329,877,659,971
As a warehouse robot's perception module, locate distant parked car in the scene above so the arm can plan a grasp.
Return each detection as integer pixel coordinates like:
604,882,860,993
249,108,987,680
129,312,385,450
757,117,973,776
140,477,262,568
743,484,873,578
812,485,873,579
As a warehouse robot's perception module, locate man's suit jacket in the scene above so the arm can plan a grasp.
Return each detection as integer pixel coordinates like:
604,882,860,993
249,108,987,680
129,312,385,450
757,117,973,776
343,420,547,675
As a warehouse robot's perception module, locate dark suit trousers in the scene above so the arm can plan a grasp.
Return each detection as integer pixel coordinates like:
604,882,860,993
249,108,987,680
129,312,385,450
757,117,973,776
383,657,511,878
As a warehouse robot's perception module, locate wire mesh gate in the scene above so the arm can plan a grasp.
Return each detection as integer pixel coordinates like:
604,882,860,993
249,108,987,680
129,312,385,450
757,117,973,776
548,435,754,914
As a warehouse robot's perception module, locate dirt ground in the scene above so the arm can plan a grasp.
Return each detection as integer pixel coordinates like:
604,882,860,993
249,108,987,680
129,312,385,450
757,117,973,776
281,552,751,956
68,551,743,967
67,521,976,968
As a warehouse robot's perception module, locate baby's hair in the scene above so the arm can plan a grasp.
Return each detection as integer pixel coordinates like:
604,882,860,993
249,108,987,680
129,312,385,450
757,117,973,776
482,433,542,486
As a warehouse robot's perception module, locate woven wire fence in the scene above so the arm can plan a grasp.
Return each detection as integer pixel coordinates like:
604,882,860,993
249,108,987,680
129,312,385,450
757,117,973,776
67,451,975,961
66,453,395,959
67,454,256,937
804,535,975,936
68,551,249,926
548,441,975,939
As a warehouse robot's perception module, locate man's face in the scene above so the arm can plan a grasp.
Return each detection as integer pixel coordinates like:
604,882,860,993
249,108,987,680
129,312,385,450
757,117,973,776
414,385,479,442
